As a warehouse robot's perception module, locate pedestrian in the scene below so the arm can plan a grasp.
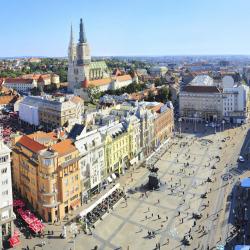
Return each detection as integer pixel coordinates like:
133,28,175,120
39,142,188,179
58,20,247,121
166,216,168,221
152,213,153,217
145,215,147,220
207,213,209,218
158,214,160,219
27,246,29,250
148,207,150,212
166,238,169,245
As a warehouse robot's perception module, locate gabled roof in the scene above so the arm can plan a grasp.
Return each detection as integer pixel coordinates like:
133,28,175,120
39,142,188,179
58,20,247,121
88,78,112,87
69,124,85,140
70,96,83,104
18,135,46,153
116,74,132,81
5,78,34,84
51,139,76,156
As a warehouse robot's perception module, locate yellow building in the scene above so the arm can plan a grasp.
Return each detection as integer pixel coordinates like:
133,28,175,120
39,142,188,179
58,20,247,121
12,131,81,222
102,123,130,176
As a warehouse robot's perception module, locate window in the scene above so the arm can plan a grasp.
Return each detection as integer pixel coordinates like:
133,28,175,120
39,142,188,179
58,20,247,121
1,168,7,174
64,179,68,186
2,179,8,185
2,190,8,196
65,155,72,162
0,155,8,163
43,158,52,166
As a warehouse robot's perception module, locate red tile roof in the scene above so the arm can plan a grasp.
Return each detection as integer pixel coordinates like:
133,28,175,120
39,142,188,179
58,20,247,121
0,95,18,105
51,139,76,156
88,78,112,87
116,74,132,81
18,135,46,153
5,78,34,84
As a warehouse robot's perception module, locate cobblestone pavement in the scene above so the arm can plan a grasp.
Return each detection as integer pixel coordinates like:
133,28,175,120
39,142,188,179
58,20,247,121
16,122,250,250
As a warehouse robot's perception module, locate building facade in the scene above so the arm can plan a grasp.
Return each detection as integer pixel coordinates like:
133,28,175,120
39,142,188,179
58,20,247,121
136,107,155,157
179,75,250,123
154,103,174,147
0,135,15,249
70,124,104,203
12,133,81,222
100,122,130,176
179,85,223,122
19,95,84,129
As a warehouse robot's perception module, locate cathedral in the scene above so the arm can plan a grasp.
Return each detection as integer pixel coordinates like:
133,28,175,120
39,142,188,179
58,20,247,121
67,19,137,93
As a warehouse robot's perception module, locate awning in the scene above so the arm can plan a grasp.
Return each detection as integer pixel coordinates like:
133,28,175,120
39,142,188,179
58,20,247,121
79,183,120,218
70,199,80,208
8,236,20,247
130,157,138,165
112,173,116,180
107,176,112,183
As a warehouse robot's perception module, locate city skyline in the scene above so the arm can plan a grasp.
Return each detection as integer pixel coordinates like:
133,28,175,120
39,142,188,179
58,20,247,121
1,0,250,57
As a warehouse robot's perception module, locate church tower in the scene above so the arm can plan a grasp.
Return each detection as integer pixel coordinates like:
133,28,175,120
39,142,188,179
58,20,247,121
68,24,76,63
67,19,91,92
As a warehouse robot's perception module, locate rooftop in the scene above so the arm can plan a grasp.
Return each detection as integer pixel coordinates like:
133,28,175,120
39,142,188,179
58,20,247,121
18,135,46,153
51,139,76,156
189,75,214,86
182,85,221,93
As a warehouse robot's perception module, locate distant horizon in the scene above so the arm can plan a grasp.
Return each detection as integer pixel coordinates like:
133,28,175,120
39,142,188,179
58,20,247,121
3,54,250,59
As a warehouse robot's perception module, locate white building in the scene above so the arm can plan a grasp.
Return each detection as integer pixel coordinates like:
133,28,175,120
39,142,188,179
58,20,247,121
222,76,250,123
179,74,250,123
69,124,104,203
19,95,84,129
136,105,155,157
4,78,37,93
0,132,15,249
149,66,168,77
122,114,142,164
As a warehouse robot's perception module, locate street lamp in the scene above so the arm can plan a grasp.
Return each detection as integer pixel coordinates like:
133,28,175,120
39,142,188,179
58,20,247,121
194,113,198,132
178,118,182,136
212,123,216,134
222,120,225,131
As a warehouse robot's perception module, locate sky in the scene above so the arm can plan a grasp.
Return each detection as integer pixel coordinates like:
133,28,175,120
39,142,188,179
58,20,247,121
1,0,250,57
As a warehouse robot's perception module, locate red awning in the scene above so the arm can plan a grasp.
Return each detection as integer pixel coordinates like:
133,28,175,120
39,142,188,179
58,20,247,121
8,236,20,247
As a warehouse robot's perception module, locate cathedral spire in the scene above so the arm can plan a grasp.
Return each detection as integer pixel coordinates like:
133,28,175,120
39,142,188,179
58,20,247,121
70,23,74,45
79,18,87,43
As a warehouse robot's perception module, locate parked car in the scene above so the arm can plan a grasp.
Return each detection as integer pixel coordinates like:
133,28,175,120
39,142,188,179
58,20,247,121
238,156,245,162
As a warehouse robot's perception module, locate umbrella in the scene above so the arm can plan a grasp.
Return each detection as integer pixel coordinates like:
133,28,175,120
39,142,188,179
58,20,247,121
8,235,20,247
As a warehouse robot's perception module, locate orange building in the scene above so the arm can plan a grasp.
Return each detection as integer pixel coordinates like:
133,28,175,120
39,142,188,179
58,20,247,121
153,103,174,147
12,132,81,222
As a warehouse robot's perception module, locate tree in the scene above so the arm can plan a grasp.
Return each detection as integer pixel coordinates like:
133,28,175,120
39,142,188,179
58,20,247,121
88,85,102,102
156,86,170,103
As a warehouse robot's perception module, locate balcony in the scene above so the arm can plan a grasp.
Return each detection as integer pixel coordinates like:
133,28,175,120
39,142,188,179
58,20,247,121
42,201,61,208
38,199,60,208
40,189,58,196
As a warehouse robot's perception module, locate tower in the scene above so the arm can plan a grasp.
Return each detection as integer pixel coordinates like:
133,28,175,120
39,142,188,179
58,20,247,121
76,18,91,66
67,19,91,92
68,24,76,63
